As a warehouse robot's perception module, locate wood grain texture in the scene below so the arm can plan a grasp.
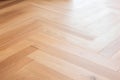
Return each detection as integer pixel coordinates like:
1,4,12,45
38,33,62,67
0,0,24,9
0,0,120,80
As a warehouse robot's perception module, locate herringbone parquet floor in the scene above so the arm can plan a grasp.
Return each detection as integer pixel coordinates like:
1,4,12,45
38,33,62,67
0,0,120,80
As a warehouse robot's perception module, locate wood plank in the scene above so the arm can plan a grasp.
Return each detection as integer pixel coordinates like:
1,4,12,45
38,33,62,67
0,46,37,80
0,0,24,9
29,50,109,80
10,61,73,80
0,20,39,50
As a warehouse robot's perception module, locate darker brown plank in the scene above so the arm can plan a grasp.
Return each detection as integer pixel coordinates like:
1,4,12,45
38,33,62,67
0,46,37,79
0,0,24,9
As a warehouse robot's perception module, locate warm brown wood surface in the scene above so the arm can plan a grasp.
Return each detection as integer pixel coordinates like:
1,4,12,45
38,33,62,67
0,0,120,80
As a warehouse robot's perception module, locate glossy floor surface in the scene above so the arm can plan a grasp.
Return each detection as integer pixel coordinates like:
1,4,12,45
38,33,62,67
0,0,120,80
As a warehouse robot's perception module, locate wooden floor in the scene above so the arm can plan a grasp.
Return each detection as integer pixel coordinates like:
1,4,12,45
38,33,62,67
0,0,120,80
